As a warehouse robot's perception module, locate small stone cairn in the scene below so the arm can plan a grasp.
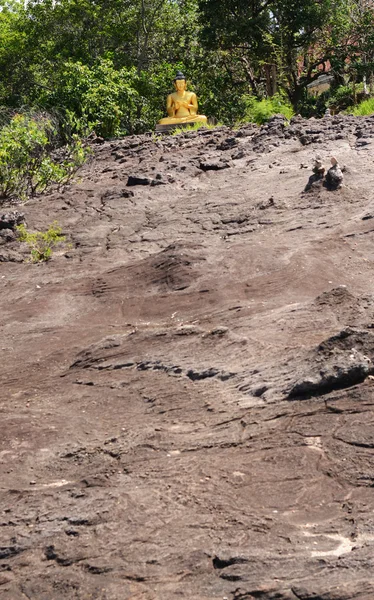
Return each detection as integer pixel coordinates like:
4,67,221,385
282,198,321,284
305,156,344,191
325,157,344,190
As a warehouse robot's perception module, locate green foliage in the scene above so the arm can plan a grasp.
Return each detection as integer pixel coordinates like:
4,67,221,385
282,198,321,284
241,95,294,125
187,49,251,124
16,221,66,262
351,97,374,117
41,60,140,138
0,1,28,106
300,83,367,119
0,113,87,202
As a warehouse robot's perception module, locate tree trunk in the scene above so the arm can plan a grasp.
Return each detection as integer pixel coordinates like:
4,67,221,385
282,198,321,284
288,84,305,111
240,56,259,96
264,64,277,97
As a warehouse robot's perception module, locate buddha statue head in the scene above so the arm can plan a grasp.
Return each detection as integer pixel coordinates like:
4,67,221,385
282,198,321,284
174,71,187,92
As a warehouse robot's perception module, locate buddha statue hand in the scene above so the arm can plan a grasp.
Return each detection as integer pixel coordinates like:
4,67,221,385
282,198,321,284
174,100,193,111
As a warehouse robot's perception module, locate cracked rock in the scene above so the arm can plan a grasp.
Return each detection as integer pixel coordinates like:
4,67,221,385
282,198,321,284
288,347,373,399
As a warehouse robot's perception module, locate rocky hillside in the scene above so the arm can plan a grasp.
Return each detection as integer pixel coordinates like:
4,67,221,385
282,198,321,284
1,115,374,600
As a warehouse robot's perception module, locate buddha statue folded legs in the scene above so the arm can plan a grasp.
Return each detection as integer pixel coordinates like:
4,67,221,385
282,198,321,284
158,114,207,125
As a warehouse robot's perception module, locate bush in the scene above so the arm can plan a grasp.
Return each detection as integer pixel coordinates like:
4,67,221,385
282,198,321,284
241,94,294,125
16,221,66,262
0,113,87,202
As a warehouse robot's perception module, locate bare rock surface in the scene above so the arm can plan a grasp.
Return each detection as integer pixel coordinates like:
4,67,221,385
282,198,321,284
1,116,374,599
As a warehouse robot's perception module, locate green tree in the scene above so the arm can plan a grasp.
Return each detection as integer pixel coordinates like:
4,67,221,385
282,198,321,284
0,1,29,105
198,0,354,109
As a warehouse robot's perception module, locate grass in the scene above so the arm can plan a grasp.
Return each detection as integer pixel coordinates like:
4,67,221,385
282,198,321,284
171,121,221,136
351,97,374,116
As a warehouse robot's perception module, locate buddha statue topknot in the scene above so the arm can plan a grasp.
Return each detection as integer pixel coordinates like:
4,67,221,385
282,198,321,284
156,71,207,131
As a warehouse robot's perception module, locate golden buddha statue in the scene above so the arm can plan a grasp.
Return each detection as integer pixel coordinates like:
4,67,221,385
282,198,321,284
157,71,207,130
